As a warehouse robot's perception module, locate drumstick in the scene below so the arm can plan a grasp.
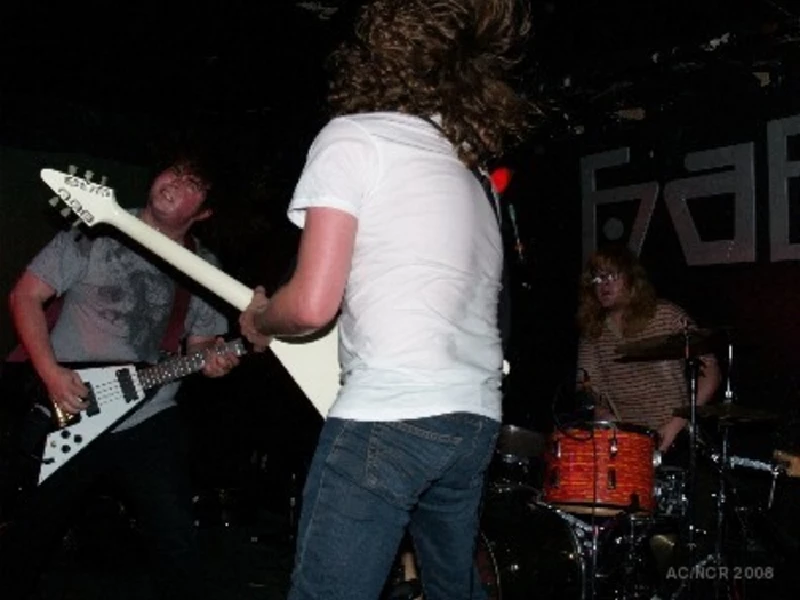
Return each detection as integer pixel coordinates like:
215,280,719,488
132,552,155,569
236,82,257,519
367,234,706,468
580,371,619,420
601,392,622,421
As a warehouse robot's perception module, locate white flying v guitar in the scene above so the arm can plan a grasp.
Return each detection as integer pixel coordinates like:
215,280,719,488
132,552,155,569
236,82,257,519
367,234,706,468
33,340,245,483
39,168,341,414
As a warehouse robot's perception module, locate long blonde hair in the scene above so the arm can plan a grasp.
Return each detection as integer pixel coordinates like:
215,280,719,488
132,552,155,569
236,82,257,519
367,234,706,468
577,245,657,339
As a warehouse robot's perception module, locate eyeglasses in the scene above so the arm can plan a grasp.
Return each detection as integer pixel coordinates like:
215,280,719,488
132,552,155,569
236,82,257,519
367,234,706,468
591,272,621,285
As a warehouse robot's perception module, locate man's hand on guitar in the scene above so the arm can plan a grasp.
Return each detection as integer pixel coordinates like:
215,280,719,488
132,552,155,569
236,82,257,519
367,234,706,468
43,366,90,415
239,286,273,352
201,337,241,378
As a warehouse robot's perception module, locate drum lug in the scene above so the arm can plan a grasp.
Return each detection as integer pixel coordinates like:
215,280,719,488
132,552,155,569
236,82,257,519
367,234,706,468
607,468,617,490
549,467,560,488
552,440,561,459
609,438,618,456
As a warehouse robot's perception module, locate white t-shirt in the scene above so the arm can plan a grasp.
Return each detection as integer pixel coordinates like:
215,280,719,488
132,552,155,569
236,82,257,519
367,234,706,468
288,112,503,422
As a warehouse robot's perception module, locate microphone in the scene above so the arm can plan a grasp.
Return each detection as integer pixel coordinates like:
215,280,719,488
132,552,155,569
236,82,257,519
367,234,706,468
489,166,526,266
506,201,526,266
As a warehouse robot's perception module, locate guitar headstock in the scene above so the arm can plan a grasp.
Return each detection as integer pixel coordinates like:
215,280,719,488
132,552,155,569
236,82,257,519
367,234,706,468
40,166,120,228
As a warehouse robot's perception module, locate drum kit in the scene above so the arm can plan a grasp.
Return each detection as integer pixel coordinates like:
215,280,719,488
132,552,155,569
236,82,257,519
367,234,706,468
471,327,798,600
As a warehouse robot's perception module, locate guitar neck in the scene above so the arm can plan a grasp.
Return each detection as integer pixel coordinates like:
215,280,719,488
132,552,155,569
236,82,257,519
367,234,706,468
136,340,243,390
39,166,342,419
108,210,252,311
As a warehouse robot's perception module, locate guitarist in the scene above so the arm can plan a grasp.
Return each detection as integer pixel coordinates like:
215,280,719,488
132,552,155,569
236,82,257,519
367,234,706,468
0,152,240,600
239,1,536,599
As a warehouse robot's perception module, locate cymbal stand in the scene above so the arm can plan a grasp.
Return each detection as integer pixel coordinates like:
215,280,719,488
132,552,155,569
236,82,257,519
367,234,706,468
683,337,735,600
681,319,712,599
683,325,700,567
683,358,700,599
715,340,736,568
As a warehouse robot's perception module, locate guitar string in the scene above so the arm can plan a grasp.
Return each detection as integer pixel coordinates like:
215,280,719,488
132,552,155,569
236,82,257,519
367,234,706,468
61,343,241,414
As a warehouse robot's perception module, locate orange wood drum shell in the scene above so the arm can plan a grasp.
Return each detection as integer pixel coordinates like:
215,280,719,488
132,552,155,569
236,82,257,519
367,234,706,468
543,425,656,513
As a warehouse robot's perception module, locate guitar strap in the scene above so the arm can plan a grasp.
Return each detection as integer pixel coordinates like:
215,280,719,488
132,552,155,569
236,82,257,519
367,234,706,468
421,112,512,356
159,235,196,355
472,166,513,358
4,236,197,362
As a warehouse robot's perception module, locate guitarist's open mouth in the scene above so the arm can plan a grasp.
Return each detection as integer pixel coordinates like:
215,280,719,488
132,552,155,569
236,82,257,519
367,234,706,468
155,188,177,209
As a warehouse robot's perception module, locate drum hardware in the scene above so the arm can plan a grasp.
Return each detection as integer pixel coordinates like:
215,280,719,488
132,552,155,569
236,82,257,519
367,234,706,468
615,328,724,362
684,354,702,564
655,466,688,518
482,479,694,599
708,453,785,509
597,512,661,599
490,424,546,489
672,404,777,423
682,330,736,598
480,486,588,599
667,332,785,600
613,326,750,599
495,424,546,459
544,421,658,517
494,326,795,598
708,453,784,475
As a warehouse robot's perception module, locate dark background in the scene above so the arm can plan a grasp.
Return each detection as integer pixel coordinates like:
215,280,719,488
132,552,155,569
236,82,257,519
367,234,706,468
3,0,800,485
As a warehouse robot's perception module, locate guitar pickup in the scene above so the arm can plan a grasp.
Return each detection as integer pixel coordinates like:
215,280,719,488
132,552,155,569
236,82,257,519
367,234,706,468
85,383,100,416
116,368,138,403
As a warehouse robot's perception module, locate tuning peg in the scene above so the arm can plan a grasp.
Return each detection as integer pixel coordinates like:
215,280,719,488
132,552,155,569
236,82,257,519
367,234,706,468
60,207,73,218
48,196,61,207
68,165,78,175
84,170,94,181
100,175,108,185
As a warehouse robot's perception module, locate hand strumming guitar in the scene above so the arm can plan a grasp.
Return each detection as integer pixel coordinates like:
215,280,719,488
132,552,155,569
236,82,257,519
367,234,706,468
42,364,89,415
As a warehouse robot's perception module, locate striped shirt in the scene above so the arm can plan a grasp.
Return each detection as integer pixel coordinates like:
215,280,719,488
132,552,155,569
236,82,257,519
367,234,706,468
577,301,697,431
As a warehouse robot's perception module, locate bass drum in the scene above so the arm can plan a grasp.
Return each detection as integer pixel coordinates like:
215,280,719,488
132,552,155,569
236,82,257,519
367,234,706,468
481,485,586,599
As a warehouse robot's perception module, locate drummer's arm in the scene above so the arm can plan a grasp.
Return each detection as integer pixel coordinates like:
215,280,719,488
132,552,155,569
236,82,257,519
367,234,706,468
659,353,721,452
696,353,721,405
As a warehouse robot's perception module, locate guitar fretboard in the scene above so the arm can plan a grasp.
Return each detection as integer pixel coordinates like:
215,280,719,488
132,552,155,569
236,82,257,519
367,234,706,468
137,340,244,390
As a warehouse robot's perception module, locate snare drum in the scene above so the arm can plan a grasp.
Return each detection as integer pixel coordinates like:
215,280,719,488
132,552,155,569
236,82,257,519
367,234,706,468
544,421,658,515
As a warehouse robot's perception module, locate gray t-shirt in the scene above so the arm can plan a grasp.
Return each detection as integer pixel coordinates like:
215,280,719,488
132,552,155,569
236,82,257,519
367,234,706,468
27,216,229,431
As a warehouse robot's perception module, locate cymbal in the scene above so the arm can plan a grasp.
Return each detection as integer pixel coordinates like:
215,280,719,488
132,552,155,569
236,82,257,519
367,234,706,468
615,328,723,361
672,404,778,423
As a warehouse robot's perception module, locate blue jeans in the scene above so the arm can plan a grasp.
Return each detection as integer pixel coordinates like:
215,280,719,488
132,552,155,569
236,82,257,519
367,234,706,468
288,413,500,600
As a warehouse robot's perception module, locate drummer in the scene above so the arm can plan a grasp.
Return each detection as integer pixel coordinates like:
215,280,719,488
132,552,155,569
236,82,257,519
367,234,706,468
575,245,721,455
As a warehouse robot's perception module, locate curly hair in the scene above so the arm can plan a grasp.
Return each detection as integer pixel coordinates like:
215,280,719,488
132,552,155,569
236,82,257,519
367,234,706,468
577,245,657,340
326,0,537,167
